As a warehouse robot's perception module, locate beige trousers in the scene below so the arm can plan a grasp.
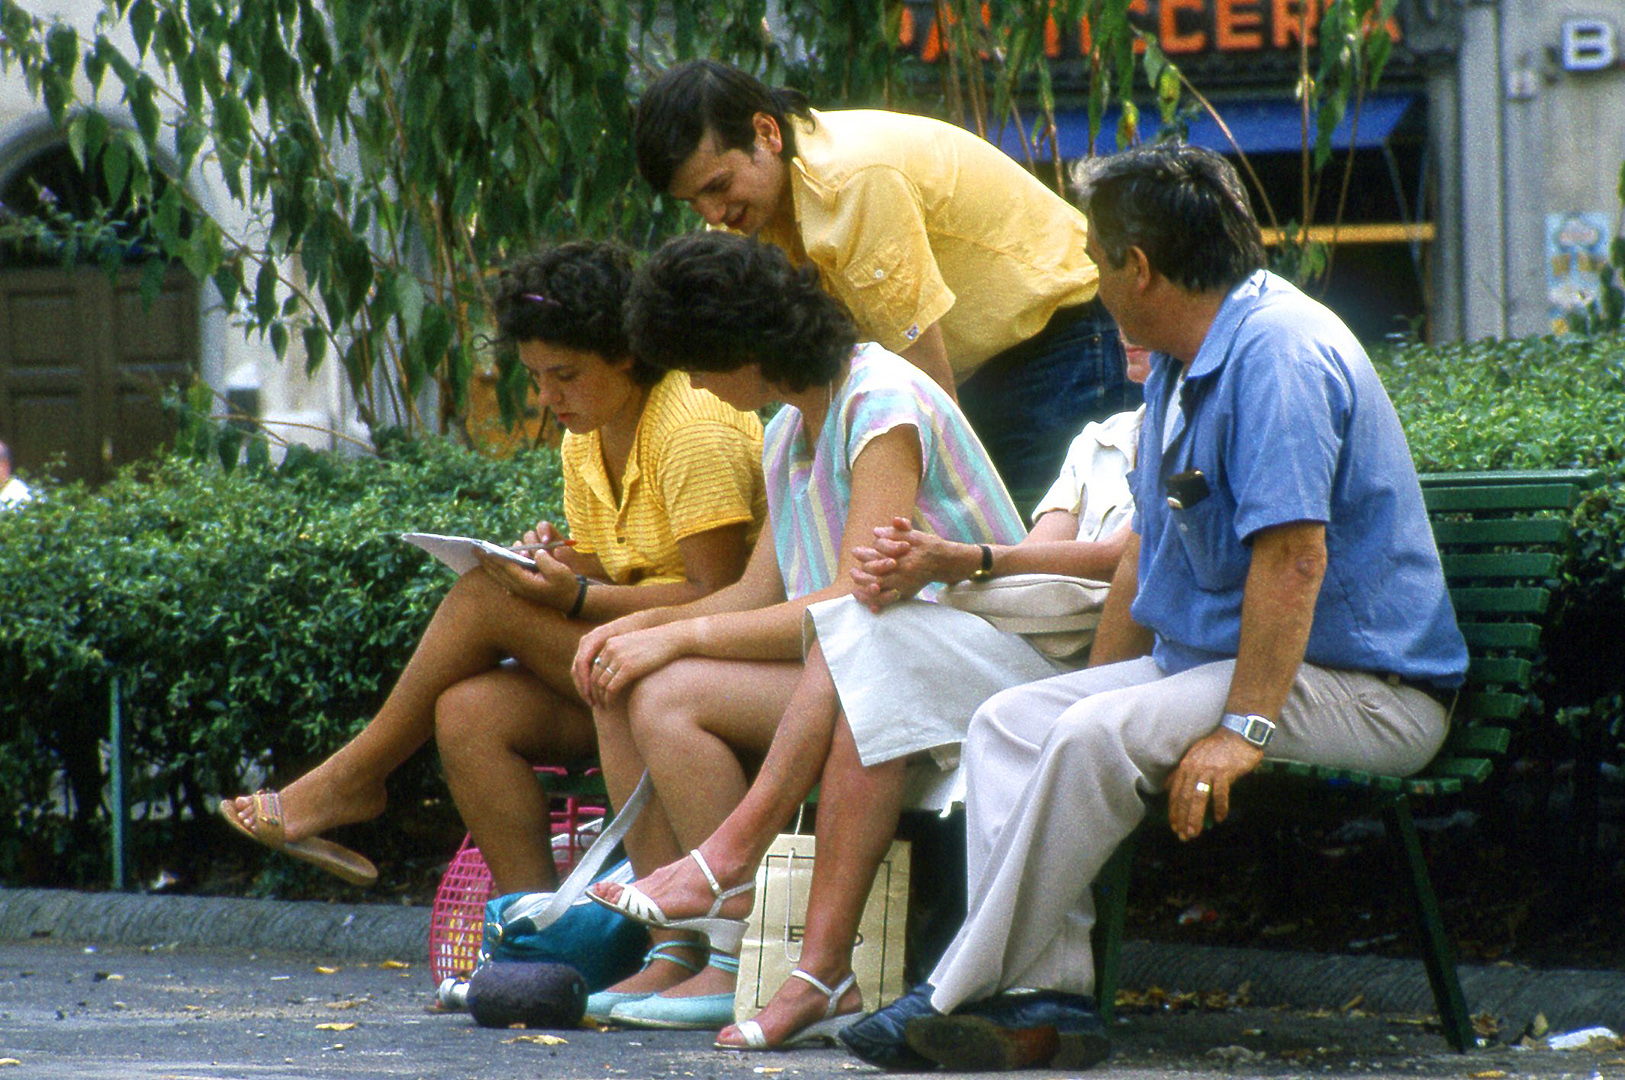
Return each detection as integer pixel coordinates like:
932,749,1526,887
927,656,1449,1013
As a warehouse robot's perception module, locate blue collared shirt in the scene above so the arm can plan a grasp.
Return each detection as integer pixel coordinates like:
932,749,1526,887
1128,271,1468,688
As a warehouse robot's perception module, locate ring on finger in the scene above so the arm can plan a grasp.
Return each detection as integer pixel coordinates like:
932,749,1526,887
1194,780,1212,794
604,666,618,676
592,657,604,666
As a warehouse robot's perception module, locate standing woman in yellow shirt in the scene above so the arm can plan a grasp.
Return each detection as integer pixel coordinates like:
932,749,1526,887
633,59,1141,503
220,241,767,907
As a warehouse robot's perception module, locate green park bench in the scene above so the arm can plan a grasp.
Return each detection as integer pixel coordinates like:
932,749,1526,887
1088,467,1605,1051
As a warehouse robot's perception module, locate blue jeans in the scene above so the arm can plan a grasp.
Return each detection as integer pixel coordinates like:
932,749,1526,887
957,299,1140,509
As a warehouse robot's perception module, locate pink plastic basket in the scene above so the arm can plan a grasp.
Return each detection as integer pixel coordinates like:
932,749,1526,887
427,771,610,983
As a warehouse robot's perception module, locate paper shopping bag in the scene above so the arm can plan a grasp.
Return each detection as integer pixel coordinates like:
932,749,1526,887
733,832,911,1018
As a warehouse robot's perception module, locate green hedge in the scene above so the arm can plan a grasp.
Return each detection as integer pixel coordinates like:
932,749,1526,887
1373,332,1625,754
0,432,561,890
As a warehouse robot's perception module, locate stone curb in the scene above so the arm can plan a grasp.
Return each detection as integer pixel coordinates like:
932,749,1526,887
3,887,1620,1034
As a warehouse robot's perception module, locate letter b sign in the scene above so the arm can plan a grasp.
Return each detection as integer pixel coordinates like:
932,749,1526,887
1562,19,1618,72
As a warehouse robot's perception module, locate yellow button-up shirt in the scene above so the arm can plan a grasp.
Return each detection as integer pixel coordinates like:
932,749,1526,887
561,371,765,585
759,109,1100,379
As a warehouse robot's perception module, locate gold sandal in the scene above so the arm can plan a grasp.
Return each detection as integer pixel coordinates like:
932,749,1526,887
218,791,378,887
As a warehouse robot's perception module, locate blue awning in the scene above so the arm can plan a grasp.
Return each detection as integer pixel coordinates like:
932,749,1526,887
991,92,1420,159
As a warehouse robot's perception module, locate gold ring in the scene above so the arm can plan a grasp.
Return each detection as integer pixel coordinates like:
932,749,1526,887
1194,781,1212,794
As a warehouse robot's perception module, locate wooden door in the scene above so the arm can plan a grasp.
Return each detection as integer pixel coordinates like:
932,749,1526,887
0,266,198,486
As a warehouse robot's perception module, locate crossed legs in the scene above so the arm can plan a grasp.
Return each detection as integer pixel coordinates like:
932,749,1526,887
223,569,594,889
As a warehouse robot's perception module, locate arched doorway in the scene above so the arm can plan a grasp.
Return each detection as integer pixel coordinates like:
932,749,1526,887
0,135,199,486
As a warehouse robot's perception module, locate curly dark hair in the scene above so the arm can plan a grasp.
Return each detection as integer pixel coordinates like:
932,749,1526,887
491,241,661,386
1072,143,1266,295
634,60,814,194
626,232,855,393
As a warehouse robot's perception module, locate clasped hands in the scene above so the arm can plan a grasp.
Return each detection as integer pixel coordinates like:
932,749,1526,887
849,515,962,612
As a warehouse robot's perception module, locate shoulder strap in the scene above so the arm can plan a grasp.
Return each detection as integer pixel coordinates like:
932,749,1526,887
498,770,651,929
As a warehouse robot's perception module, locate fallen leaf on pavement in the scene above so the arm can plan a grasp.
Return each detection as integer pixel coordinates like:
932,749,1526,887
0,1060,20,1068
1467,1071,1506,1078
1340,993,1364,1012
326,1000,365,1009
381,960,410,969
503,1034,568,1046
314,1022,356,1032
315,966,339,975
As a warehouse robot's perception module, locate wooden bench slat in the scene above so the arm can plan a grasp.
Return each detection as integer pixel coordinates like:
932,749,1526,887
1426,757,1496,782
1422,484,1583,512
1460,691,1528,721
1455,622,1544,650
1418,468,1604,489
1431,519,1572,546
1466,656,1533,686
1447,586,1551,615
1407,776,1464,796
1441,726,1511,755
1439,552,1562,579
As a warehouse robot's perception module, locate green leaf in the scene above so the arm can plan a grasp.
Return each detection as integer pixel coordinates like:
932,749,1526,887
139,256,166,309
302,325,328,375
270,320,289,360
129,0,156,57
131,73,161,146
45,23,79,80
102,136,130,202
254,259,278,326
393,270,424,339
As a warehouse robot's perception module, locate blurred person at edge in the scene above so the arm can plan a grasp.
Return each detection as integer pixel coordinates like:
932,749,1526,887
0,440,31,507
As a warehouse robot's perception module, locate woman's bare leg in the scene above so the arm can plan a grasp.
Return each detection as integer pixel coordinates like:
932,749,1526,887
435,666,596,894
225,569,587,841
716,715,907,1047
608,644,843,917
593,656,801,1000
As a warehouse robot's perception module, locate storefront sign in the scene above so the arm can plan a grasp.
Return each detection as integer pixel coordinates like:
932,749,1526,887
898,0,1403,62
1560,19,1618,72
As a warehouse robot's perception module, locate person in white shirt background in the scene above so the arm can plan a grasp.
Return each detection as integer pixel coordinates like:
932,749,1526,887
0,440,31,507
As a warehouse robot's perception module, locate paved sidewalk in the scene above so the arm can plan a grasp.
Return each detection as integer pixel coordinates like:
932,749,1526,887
2,886,1622,1036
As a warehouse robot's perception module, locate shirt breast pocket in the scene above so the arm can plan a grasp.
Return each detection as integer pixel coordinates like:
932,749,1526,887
1169,496,1249,593
843,239,912,304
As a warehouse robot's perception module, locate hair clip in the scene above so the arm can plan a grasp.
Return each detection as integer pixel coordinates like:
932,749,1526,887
523,293,561,307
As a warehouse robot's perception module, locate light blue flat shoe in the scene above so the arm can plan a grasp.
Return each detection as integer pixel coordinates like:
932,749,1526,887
584,941,704,1023
607,953,739,1031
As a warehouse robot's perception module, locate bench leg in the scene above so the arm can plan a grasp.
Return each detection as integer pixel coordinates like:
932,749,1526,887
1381,794,1475,1052
1091,833,1136,1024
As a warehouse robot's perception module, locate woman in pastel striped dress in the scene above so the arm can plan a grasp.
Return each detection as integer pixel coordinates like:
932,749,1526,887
570,232,1028,1033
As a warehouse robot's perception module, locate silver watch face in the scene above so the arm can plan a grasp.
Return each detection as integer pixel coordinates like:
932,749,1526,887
1224,713,1274,746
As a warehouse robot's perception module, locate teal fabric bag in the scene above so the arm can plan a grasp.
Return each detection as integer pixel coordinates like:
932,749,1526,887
480,857,647,992
477,774,653,993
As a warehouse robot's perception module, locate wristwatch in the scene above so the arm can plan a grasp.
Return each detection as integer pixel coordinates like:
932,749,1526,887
970,544,995,582
1219,712,1275,748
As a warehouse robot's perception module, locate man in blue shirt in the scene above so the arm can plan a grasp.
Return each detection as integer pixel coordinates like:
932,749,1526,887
841,144,1468,1072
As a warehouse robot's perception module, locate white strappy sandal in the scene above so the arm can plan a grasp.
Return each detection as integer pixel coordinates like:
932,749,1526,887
590,848,754,954
722,969,860,1050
